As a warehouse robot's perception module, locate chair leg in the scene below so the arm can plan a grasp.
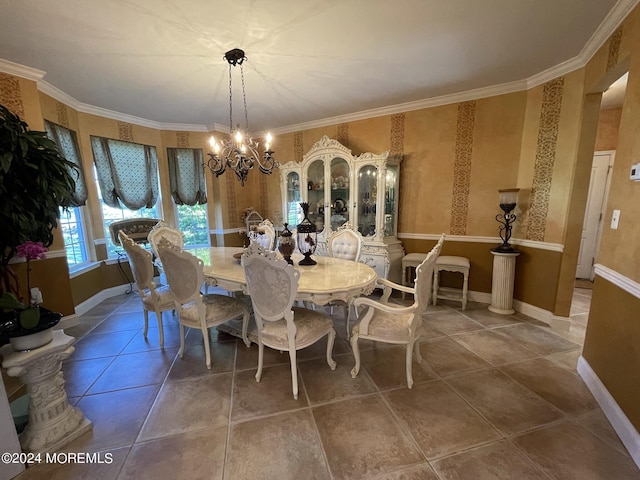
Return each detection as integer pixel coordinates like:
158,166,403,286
241,311,251,348
405,343,414,389
413,339,423,364
154,308,164,348
203,327,212,369
255,342,264,383
288,348,299,400
432,270,440,306
326,329,337,370
143,309,149,339
350,332,361,378
178,324,185,358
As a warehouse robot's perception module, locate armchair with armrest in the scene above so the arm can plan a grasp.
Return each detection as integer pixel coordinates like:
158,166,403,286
350,234,445,389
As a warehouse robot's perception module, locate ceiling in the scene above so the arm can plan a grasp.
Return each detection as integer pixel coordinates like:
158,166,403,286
0,0,634,134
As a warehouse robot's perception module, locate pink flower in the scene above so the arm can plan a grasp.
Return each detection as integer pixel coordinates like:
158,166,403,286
16,241,48,261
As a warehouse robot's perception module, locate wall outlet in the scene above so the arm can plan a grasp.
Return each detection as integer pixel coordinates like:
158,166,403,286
611,209,620,229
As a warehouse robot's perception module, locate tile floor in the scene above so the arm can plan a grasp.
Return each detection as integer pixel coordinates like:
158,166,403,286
7,285,640,479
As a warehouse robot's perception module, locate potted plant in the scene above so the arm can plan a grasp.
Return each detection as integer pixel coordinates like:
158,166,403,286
0,104,78,349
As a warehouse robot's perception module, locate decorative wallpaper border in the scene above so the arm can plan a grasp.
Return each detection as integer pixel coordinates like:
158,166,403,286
176,131,190,147
117,121,134,142
450,101,476,236
293,131,304,163
337,123,349,148
390,113,405,156
225,170,238,227
0,72,25,117
55,100,69,127
607,26,623,71
526,77,564,242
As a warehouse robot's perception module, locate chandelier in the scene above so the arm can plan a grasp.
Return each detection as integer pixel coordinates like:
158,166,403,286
205,48,278,186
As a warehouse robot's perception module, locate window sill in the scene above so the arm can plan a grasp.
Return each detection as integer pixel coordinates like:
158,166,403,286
69,262,101,279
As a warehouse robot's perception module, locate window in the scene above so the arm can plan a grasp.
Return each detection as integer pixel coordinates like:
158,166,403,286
44,121,90,267
59,206,88,267
176,204,209,247
91,137,161,257
167,148,209,248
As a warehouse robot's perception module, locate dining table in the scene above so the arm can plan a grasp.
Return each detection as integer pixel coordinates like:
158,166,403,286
190,246,378,305
189,246,377,342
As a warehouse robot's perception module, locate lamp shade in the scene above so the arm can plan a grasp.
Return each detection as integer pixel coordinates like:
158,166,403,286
498,188,520,207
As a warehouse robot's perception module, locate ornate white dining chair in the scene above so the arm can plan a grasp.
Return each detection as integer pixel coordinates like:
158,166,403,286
256,219,276,250
327,221,364,331
350,234,445,389
118,231,175,348
157,243,251,369
148,220,184,255
147,221,185,284
242,242,337,399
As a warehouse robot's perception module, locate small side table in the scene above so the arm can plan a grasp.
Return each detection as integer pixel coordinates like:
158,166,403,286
433,256,470,310
0,330,92,453
489,250,520,314
401,253,428,299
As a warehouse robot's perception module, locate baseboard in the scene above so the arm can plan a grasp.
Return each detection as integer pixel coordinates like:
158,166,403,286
443,287,555,325
55,313,79,330
577,355,640,469
74,284,133,316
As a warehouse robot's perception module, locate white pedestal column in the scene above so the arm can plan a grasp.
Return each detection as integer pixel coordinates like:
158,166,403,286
0,330,92,454
489,251,520,315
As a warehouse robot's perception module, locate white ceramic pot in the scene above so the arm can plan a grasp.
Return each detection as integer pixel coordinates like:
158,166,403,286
10,327,53,351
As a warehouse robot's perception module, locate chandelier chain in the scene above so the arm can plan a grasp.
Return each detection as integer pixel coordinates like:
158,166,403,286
228,63,233,131
241,64,249,131
205,48,278,186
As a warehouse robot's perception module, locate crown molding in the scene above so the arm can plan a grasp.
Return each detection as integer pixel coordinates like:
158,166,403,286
270,79,529,135
0,58,45,81
526,0,640,89
3,0,636,134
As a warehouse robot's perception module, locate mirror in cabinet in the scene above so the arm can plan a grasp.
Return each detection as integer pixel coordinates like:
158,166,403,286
330,157,350,230
307,159,325,232
384,164,398,236
357,165,378,237
286,172,302,226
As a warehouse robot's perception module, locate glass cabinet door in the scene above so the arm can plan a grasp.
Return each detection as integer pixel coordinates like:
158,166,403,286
286,172,301,226
330,157,350,230
357,165,378,237
307,159,325,232
384,165,398,236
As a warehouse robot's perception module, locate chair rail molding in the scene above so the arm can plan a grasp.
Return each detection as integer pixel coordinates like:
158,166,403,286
594,263,640,300
398,233,563,252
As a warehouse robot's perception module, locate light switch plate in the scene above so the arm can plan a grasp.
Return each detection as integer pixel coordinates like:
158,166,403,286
611,209,620,229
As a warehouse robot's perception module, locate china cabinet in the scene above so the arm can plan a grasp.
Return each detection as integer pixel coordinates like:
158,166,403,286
279,136,404,282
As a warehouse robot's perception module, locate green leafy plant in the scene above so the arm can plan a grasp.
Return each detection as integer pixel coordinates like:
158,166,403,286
0,104,78,300
0,292,39,329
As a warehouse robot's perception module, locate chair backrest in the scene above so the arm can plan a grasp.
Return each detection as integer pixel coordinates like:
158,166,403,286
414,234,445,312
148,221,184,255
119,230,155,291
256,219,276,250
242,242,299,325
156,243,203,307
327,221,363,261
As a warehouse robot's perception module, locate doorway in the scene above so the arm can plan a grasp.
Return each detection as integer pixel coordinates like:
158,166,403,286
576,150,615,280
570,71,627,334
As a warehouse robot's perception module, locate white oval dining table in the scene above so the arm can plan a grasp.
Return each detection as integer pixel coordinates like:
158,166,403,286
190,246,378,305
